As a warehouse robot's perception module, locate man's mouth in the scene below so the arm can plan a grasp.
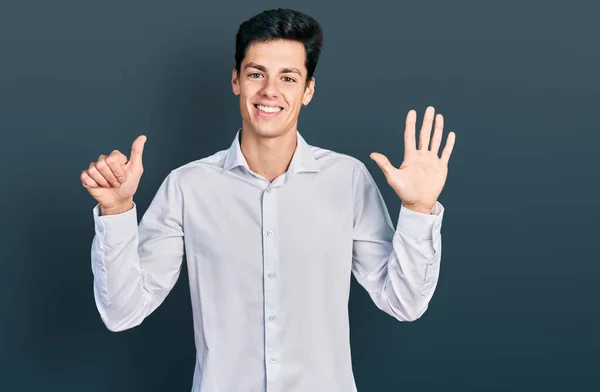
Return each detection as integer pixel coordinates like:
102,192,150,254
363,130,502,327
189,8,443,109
254,104,283,116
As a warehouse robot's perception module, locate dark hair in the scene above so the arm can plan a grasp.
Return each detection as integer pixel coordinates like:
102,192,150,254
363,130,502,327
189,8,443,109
235,9,324,84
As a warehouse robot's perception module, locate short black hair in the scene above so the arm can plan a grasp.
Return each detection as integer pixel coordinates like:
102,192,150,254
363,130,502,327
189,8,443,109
235,9,324,84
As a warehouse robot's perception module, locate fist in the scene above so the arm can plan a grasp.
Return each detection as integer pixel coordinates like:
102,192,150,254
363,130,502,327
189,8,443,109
81,135,146,213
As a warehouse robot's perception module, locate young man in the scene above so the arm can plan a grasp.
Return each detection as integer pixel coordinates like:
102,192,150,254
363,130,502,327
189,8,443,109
81,8,455,392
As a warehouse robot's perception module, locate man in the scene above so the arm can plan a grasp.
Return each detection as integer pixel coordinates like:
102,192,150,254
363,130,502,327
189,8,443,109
80,8,455,392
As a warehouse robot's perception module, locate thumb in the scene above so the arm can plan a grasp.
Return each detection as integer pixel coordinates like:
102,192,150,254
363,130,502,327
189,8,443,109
129,135,147,169
370,152,394,176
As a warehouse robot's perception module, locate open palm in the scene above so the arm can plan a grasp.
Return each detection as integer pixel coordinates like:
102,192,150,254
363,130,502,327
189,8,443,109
370,106,456,213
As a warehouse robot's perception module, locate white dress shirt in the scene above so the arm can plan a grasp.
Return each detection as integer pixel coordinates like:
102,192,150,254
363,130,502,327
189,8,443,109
91,129,444,392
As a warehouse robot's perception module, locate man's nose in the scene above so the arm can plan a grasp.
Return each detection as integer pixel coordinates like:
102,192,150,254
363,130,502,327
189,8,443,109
259,77,279,98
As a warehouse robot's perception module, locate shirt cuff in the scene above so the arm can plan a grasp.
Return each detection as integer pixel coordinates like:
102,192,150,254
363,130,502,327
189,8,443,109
92,202,138,243
396,201,444,239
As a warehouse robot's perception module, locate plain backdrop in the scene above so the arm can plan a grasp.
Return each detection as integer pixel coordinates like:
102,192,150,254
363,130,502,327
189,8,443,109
1,0,598,391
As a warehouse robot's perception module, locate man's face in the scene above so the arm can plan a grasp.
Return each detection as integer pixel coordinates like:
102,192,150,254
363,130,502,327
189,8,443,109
232,39,315,139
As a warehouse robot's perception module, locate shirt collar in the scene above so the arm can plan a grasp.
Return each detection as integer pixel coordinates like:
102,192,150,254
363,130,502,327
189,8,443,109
222,128,321,175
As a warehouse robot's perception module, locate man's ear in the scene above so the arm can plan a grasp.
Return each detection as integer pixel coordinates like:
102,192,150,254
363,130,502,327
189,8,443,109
231,69,240,96
302,77,315,106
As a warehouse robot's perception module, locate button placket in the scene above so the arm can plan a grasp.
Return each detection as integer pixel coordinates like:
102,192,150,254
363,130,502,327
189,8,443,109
262,186,281,385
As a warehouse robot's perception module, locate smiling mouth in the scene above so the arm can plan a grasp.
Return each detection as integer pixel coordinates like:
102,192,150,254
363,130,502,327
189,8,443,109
254,104,283,114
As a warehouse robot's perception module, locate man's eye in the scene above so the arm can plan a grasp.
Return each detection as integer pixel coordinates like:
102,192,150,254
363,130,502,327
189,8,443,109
282,77,296,83
249,73,262,78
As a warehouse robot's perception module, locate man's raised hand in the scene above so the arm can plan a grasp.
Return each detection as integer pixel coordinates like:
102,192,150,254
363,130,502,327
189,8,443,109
370,107,456,214
80,135,147,215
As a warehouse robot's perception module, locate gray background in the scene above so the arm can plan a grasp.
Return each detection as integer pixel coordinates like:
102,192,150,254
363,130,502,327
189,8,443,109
1,0,598,391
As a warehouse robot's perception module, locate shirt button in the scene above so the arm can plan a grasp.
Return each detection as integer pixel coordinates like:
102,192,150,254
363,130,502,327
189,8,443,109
268,273,275,279
269,357,276,363
266,188,273,193
268,314,276,321
267,230,273,237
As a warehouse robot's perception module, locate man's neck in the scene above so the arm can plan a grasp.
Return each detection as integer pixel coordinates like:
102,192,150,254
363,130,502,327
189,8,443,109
239,128,298,183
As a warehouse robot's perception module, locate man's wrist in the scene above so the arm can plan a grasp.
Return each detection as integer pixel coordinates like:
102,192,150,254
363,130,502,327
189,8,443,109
100,200,134,216
402,203,434,215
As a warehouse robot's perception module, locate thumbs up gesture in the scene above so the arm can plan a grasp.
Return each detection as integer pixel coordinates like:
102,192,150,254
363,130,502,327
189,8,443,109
81,135,147,215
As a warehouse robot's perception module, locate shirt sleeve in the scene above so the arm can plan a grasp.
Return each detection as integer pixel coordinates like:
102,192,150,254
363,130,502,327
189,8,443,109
91,171,185,332
351,161,444,322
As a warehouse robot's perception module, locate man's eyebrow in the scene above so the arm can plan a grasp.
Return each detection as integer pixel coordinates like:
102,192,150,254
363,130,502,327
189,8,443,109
243,62,303,76
244,62,267,72
280,67,302,76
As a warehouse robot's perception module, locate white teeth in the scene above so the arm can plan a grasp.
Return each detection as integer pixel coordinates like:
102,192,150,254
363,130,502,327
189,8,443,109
256,105,282,113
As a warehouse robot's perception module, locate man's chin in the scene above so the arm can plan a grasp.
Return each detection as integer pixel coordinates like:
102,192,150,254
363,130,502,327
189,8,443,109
248,124,291,139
